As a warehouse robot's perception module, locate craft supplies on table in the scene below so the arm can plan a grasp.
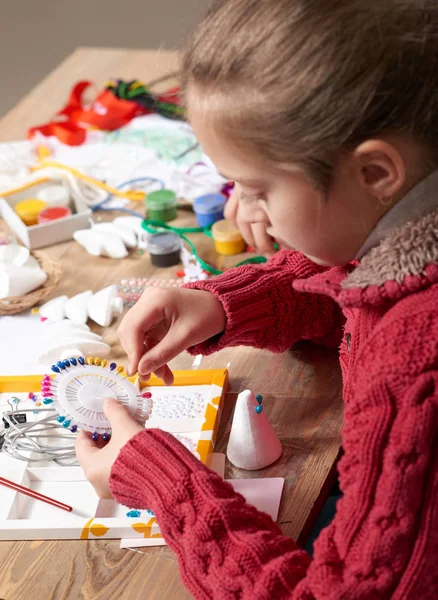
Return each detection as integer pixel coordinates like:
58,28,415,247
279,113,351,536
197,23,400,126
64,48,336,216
0,368,228,540
147,231,182,267
146,189,178,222
193,193,226,227
211,219,246,255
0,179,92,249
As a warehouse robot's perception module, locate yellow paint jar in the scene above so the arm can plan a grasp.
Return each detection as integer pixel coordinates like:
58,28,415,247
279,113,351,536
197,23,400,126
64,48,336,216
15,199,47,226
211,219,246,256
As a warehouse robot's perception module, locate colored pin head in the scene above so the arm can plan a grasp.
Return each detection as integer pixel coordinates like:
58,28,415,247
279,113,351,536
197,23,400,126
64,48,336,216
70,357,78,366
255,405,263,414
78,356,85,365
51,365,60,374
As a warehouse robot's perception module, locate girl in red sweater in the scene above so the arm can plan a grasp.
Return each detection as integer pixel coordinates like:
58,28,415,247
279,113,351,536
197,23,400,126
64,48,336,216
76,1,438,598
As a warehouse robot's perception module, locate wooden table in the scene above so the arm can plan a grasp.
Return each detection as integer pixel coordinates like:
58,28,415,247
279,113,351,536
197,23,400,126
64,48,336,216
0,48,343,600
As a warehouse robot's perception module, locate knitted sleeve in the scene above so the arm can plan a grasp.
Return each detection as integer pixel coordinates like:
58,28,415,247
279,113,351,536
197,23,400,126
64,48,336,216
184,250,344,354
110,297,438,600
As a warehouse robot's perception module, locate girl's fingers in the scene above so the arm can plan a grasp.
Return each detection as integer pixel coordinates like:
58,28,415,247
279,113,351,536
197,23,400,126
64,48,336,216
251,222,275,256
137,323,194,378
118,304,163,375
238,222,256,248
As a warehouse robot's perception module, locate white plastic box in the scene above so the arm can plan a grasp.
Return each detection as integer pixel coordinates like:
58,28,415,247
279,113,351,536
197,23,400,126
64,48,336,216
0,179,91,249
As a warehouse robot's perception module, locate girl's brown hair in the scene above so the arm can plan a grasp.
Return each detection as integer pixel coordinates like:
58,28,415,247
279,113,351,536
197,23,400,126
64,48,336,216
182,0,438,189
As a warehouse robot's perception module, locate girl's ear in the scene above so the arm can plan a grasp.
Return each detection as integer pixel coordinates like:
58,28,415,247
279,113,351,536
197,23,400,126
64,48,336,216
353,139,406,202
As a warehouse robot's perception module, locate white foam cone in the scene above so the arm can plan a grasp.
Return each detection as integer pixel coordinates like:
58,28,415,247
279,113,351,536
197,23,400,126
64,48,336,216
227,390,282,470
88,285,123,327
0,244,30,266
39,295,68,321
0,265,47,299
65,290,92,324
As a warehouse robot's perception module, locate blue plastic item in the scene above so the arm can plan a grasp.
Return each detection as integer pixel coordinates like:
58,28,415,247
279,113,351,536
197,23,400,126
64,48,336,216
193,193,226,228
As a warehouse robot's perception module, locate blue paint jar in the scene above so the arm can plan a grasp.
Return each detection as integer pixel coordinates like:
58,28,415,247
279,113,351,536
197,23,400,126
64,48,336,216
193,194,226,228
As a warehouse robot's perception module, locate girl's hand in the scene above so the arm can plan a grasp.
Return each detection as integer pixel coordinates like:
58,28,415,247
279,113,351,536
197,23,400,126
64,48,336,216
117,287,226,384
75,398,144,499
224,187,275,257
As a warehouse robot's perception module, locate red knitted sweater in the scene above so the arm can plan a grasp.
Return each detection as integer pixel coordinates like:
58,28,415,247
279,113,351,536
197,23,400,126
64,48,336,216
110,212,438,599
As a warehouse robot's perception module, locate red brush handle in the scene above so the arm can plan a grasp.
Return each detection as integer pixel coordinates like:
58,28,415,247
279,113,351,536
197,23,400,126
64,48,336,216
0,476,73,513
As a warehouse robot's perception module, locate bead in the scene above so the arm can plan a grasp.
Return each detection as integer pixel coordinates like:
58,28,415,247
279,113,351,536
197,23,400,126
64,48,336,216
62,359,70,368
142,392,152,399
146,509,155,517
94,357,101,366
109,362,117,371
70,425,78,433
57,361,67,370
57,415,65,423
86,356,93,366
92,432,99,441
126,510,141,518
116,365,125,375
62,420,71,428
255,405,263,414
70,357,78,366
102,432,110,442
256,394,263,404
51,365,60,373
101,359,107,368
42,392,53,397
43,398,53,405
78,356,85,365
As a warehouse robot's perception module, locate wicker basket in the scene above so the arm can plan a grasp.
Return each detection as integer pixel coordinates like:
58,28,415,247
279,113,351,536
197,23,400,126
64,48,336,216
0,250,63,316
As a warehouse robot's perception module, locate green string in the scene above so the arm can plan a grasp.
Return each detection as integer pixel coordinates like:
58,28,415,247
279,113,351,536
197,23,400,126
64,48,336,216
141,219,268,275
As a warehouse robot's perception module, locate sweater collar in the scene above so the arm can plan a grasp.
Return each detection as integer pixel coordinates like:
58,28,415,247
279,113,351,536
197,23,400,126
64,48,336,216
293,206,438,307
355,170,438,259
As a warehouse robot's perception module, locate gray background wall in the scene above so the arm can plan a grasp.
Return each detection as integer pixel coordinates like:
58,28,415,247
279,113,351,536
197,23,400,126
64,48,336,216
0,0,206,118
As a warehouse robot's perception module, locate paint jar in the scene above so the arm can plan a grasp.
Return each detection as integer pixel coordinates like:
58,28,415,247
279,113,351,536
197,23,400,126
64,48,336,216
147,232,182,267
14,199,47,226
146,189,178,222
36,184,70,208
38,206,72,224
211,219,246,256
193,193,226,228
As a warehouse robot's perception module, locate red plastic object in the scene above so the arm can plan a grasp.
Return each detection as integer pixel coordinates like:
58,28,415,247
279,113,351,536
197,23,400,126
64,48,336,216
38,206,72,223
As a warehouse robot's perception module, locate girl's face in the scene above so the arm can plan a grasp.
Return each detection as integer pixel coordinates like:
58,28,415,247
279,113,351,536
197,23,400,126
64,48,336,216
190,112,394,266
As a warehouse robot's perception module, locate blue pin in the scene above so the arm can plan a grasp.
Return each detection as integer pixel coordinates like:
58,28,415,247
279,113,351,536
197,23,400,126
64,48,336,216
43,398,53,405
70,357,78,366
109,362,117,371
78,356,85,366
62,359,70,368
102,432,111,442
57,361,67,371
255,405,263,414
256,394,263,404
57,415,65,423
62,420,71,428
92,432,99,441
51,365,60,374
126,510,141,518
70,425,78,433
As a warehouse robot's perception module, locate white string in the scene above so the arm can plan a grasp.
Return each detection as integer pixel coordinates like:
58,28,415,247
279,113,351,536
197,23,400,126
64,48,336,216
2,409,78,466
